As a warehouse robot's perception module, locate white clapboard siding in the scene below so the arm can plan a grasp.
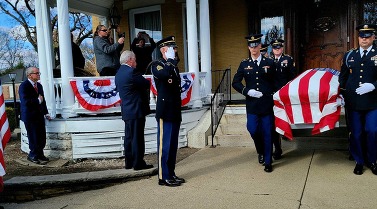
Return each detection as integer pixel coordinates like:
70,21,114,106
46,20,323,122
20,107,208,160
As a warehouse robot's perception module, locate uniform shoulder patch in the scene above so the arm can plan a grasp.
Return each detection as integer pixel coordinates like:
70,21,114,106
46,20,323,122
157,65,163,71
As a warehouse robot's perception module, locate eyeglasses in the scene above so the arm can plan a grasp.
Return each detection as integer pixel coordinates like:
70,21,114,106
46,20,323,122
30,72,41,75
100,29,108,32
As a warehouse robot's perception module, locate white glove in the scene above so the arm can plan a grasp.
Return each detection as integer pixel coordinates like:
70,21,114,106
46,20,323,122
247,89,263,98
336,94,345,107
355,83,375,95
165,47,175,59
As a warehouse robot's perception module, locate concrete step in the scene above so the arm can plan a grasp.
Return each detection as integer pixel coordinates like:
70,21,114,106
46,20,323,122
213,134,253,147
220,114,246,124
218,123,247,135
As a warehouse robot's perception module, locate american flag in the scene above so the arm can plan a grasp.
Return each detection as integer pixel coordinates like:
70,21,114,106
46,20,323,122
0,80,11,191
273,68,341,140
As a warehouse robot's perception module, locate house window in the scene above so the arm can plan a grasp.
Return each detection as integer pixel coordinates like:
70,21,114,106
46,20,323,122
129,5,162,59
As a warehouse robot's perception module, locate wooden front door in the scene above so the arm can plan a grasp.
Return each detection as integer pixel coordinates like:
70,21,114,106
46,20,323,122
298,0,350,71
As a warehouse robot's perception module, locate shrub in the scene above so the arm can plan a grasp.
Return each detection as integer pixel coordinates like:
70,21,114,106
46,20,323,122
5,107,17,132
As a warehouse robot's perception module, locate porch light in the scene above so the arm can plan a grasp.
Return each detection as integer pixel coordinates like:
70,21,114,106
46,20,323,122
109,4,121,29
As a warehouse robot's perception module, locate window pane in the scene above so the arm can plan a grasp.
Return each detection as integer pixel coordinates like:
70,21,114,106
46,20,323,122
261,16,284,55
364,2,377,24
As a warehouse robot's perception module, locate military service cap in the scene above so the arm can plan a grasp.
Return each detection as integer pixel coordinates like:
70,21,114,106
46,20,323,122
356,24,377,38
270,39,285,49
156,36,177,48
245,34,263,47
260,44,269,52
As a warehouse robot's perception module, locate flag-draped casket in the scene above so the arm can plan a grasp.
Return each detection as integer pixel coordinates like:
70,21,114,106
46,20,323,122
273,68,341,140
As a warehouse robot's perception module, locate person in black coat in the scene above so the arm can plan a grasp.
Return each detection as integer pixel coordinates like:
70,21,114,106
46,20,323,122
339,24,377,175
131,32,156,74
232,34,276,172
150,36,185,187
115,50,153,171
19,67,51,164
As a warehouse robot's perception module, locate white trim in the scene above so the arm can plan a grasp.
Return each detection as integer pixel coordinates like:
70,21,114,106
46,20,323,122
129,5,162,41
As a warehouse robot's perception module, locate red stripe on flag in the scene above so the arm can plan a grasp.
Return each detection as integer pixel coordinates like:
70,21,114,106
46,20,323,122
318,72,333,112
275,116,293,140
278,83,294,123
0,83,11,191
298,70,316,123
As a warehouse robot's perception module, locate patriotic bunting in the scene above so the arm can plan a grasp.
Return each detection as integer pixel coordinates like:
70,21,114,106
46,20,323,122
70,73,195,111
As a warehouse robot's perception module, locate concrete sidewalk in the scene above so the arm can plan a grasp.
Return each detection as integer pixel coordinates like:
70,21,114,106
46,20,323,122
3,137,377,209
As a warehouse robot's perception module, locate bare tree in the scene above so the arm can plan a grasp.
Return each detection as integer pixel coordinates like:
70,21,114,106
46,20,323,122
0,28,26,70
0,0,93,52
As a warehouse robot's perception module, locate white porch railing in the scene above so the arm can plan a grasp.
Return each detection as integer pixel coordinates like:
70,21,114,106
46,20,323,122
51,72,208,116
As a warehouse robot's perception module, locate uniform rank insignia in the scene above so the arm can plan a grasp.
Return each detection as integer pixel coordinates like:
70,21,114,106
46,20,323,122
372,56,377,65
281,60,288,67
263,66,270,73
157,65,163,71
245,66,253,70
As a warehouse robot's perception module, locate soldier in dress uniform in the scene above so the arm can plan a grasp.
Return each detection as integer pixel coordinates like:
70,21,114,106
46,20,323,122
232,34,276,172
270,38,296,160
260,44,269,58
339,24,377,175
150,36,186,186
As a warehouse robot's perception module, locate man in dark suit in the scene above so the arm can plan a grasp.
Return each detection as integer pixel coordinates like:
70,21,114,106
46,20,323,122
19,67,51,164
232,34,276,172
339,24,377,175
150,36,185,187
115,50,153,171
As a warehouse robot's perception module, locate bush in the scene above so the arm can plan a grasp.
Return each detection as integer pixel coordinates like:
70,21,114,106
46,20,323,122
5,107,17,132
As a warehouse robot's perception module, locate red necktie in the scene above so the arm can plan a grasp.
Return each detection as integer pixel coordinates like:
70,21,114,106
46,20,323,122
34,83,38,92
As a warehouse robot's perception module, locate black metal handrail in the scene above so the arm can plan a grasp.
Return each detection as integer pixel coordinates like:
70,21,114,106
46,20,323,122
210,68,231,147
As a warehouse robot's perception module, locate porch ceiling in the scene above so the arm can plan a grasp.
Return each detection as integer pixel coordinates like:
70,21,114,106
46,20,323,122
47,0,166,17
47,0,115,17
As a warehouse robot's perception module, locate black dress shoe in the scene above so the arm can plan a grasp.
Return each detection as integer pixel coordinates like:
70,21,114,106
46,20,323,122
158,179,181,187
134,164,153,171
38,155,49,162
264,164,273,173
258,154,264,164
369,163,377,175
27,156,40,164
273,150,282,160
172,175,186,184
353,164,363,175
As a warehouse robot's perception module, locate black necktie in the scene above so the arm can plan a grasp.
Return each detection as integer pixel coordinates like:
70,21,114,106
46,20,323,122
362,50,368,59
254,60,258,66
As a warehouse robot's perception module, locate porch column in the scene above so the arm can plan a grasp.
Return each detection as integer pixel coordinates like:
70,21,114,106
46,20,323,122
186,0,202,108
57,0,76,118
199,0,212,96
35,0,56,117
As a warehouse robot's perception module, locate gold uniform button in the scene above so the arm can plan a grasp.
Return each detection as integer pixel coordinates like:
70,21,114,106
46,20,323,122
360,70,363,72
360,76,363,78
359,82,362,85
256,72,259,74
256,88,259,90
361,64,364,66
256,77,259,80
256,83,259,85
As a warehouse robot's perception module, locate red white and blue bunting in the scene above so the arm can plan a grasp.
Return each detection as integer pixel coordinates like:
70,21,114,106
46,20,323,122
70,72,195,111
147,72,195,107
